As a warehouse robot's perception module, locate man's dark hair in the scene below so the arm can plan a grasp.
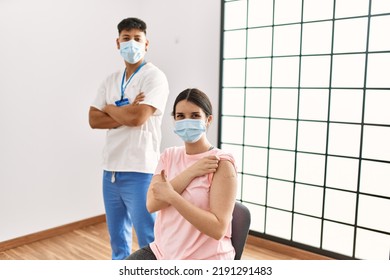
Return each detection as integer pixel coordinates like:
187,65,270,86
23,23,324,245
117,18,147,35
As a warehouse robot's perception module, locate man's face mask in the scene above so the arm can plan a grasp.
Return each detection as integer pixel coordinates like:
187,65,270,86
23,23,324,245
174,119,206,143
119,40,146,64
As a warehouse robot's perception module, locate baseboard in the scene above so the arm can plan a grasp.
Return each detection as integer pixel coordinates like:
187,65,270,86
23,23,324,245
0,214,106,252
2,216,331,259
246,234,332,260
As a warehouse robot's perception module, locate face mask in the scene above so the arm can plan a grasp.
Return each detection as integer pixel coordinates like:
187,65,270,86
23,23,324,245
174,119,206,143
119,40,146,64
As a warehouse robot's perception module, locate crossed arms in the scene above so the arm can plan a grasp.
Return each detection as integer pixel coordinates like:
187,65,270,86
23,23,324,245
88,93,156,129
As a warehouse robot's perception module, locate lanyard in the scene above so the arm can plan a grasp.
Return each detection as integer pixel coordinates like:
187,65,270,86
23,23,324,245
120,61,146,101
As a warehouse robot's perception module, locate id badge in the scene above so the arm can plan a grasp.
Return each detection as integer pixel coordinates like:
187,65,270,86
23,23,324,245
115,98,130,107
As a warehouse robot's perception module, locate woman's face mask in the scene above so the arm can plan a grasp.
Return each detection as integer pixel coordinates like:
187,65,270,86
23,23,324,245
119,40,146,64
174,119,206,143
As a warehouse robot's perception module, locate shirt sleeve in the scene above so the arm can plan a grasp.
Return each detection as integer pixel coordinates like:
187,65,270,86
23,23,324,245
208,152,237,183
91,80,107,111
219,153,237,172
154,149,168,175
139,68,169,116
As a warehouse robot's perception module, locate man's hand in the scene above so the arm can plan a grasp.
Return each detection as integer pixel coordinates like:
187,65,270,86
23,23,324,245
101,91,155,127
131,92,145,106
102,92,145,112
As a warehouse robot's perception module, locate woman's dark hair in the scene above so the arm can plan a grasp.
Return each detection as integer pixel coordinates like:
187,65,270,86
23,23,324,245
172,88,213,118
117,17,147,35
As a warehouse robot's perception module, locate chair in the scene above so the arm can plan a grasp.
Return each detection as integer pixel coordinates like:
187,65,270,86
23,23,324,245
231,202,251,260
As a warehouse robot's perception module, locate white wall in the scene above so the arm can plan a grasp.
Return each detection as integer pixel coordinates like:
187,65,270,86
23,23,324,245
0,0,221,242
143,0,221,149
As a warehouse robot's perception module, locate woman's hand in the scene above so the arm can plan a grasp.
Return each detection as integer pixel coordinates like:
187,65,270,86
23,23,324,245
151,170,176,203
187,155,220,177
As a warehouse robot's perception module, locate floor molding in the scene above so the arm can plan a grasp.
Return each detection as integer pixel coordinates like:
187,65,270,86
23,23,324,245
1,216,330,260
0,215,106,252
246,234,331,260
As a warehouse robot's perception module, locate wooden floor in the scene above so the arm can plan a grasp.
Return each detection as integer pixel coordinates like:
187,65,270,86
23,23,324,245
0,222,330,260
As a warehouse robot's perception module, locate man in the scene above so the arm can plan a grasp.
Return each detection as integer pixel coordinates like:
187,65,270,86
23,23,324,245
89,17,169,260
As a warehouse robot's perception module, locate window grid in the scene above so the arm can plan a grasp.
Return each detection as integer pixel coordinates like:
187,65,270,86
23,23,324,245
219,0,390,259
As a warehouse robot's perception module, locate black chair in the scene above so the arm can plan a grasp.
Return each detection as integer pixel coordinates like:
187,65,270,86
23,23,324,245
231,202,251,260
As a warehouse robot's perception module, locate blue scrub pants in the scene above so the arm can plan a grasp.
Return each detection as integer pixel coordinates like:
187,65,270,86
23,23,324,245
103,170,156,260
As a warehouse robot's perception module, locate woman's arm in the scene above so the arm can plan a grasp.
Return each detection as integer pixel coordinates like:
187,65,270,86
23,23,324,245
146,155,220,212
150,160,237,240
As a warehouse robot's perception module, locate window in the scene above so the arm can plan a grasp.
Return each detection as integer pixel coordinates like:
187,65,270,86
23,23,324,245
220,0,390,259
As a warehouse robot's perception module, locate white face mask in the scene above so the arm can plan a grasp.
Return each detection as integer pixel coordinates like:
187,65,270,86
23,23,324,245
174,119,206,143
119,40,146,64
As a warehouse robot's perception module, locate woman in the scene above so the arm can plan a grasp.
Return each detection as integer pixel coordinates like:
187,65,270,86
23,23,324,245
127,88,237,260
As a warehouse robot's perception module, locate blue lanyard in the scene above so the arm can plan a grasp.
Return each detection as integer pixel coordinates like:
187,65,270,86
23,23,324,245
120,61,146,101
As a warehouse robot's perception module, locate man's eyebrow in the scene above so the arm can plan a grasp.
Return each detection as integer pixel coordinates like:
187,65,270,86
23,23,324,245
121,33,142,37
